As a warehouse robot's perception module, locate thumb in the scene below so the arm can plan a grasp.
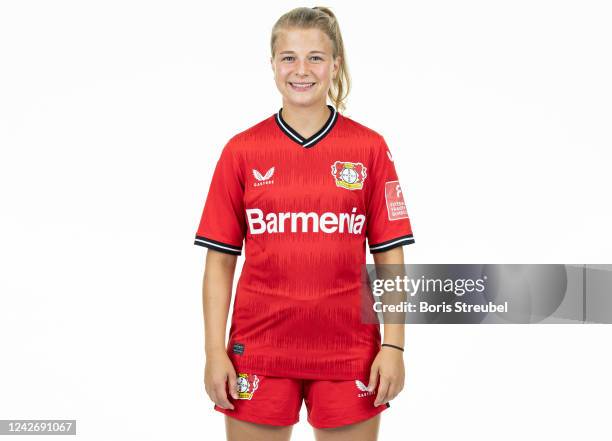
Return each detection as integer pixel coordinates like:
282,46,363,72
367,365,379,392
227,370,238,400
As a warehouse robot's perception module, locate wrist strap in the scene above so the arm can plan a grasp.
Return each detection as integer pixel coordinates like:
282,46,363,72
381,343,404,352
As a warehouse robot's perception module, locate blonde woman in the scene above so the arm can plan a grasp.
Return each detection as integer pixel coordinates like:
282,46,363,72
195,6,415,441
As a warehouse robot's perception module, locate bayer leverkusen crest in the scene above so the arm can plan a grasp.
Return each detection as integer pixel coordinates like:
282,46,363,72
331,161,367,190
236,373,259,400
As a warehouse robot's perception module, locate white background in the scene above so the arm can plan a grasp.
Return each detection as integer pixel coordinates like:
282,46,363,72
1,1,611,440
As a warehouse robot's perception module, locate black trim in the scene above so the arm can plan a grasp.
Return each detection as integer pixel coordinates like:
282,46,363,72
386,402,391,408
369,234,415,254
275,104,338,148
194,235,242,255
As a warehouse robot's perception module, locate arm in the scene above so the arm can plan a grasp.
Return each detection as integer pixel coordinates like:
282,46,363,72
203,249,239,409
204,249,237,355
368,246,406,407
373,247,405,350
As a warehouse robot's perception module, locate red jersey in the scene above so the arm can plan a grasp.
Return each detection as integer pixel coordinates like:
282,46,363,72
194,105,415,380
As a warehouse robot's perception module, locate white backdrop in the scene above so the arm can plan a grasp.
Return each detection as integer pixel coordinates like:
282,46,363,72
1,1,611,440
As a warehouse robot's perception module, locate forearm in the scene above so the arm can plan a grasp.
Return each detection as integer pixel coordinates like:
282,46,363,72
383,323,405,347
203,250,238,356
373,247,406,348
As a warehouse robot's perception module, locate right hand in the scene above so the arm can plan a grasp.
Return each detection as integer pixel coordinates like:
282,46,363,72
204,349,238,410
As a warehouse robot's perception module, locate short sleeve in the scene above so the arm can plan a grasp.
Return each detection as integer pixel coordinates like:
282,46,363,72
366,137,415,254
193,141,246,255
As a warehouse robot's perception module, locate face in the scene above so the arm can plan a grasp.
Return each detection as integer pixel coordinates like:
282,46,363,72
271,27,340,108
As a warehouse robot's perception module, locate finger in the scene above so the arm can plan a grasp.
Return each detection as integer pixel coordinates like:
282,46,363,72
214,382,234,410
227,371,239,400
367,366,379,392
208,387,218,406
386,381,401,401
374,377,390,407
395,379,405,395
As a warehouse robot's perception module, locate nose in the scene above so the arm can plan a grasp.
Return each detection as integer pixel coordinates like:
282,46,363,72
295,58,308,76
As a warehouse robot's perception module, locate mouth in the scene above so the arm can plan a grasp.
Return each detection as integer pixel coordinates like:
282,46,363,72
289,82,316,91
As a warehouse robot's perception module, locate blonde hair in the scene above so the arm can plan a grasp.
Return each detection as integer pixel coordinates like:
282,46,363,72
270,6,351,113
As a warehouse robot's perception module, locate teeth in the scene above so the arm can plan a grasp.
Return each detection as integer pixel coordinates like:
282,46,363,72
291,82,314,88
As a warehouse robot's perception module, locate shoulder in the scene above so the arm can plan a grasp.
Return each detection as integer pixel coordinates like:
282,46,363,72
213,113,276,169
338,112,388,155
224,113,276,152
338,112,387,146
339,112,385,139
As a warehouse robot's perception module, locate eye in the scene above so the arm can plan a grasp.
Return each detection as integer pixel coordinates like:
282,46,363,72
310,56,323,61
281,56,294,61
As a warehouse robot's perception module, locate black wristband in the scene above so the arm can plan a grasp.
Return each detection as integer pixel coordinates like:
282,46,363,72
381,343,404,352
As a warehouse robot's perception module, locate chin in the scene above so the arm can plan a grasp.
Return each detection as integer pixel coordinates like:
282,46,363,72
286,98,319,108
284,92,324,106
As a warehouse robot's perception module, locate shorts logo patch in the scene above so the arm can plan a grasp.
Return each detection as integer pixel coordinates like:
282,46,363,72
331,161,367,190
232,342,245,355
236,373,260,400
384,181,409,221
355,380,374,397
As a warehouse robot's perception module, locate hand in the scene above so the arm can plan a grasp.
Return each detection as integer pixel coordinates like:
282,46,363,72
204,349,238,410
367,346,405,407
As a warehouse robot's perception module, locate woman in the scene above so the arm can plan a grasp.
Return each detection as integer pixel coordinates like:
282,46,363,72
194,6,415,441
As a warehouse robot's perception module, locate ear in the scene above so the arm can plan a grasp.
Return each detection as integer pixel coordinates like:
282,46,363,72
333,56,341,79
270,56,275,72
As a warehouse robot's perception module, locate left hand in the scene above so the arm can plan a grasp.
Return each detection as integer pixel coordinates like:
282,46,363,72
367,346,405,407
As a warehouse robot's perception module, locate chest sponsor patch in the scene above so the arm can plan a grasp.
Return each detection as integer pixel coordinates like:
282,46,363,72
385,180,409,220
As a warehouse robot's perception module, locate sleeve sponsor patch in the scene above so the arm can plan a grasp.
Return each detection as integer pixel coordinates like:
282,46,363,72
384,180,409,221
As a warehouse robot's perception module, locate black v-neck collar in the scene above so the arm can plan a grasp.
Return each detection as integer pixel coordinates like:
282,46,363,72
275,104,338,148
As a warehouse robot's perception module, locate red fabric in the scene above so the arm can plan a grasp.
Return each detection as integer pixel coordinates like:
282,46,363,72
195,111,414,380
213,373,390,429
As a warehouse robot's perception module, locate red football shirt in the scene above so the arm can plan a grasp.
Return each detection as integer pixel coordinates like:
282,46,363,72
195,105,415,380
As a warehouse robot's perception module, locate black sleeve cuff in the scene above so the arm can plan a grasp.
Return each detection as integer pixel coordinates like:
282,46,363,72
194,235,242,256
369,234,415,254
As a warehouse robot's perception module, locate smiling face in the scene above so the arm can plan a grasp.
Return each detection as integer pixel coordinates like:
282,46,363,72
271,27,340,109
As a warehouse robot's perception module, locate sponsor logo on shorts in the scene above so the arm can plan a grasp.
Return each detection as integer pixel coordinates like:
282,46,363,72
236,373,260,400
355,380,374,398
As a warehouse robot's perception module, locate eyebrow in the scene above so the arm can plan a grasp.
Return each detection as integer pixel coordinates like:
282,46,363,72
279,50,327,55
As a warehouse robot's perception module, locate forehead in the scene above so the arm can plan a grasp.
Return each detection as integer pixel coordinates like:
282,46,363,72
275,27,333,54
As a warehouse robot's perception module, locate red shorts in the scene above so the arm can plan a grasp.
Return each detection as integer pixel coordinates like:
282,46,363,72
214,373,390,429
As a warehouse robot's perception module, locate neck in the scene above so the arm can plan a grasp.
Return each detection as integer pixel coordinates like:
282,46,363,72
280,101,331,139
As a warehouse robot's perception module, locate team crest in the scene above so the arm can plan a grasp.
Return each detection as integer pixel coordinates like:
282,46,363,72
236,373,259,400
331,161,367,190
